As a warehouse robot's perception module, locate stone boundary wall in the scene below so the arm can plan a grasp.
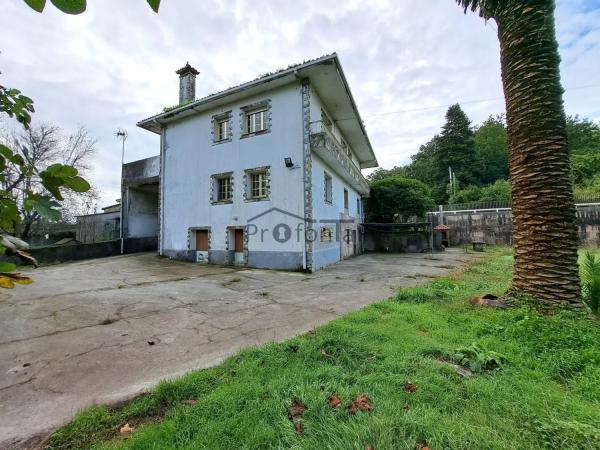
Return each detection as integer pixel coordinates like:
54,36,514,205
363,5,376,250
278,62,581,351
428,204,600,247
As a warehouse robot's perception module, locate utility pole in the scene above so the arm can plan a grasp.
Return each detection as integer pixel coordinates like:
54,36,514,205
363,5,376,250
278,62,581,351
116,129,128,254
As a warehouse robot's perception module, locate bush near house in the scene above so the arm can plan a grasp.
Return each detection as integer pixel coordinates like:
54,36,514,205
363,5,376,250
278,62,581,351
49,248,600,450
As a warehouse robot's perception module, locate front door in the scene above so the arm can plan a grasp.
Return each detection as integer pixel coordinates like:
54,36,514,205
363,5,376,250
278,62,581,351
234,229,244,252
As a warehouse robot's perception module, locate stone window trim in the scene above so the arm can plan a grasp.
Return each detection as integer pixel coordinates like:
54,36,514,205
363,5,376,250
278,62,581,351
211,111,233,145
239,99,272,138
210,171,234,205
243,166,271,202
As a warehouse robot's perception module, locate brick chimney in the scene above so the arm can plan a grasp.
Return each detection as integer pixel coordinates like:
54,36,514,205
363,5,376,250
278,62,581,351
175,62,199,104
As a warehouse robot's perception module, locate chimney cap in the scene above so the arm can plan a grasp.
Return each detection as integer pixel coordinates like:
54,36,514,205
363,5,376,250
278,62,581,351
176,62,199,76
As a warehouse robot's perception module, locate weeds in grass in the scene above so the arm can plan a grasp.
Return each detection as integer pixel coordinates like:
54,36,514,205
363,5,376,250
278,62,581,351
451,343,507,373
582,251,600,314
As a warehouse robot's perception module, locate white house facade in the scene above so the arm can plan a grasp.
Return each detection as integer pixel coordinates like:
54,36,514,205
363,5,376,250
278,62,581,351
137,54,377,271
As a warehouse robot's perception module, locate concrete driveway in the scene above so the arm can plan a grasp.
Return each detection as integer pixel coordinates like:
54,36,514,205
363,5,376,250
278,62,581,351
0,251,472,448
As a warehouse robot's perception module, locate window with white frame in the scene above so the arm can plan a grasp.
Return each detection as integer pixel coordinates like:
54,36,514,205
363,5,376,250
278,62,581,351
216,117,229,141
324,172,333,204
246,107,268,134
218,177,232,201
212,112,232,144
250,171,267,199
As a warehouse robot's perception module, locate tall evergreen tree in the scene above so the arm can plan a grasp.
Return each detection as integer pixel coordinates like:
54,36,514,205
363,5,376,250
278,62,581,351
435,104,483,201
474,115,509,184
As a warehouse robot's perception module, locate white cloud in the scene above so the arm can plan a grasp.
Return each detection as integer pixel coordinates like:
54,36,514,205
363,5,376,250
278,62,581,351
1,0,598,205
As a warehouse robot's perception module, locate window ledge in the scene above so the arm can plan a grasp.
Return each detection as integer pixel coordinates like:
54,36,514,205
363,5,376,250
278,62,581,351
244,197,270,203
211,200,233,205
212,139,232,145
241,129,269,139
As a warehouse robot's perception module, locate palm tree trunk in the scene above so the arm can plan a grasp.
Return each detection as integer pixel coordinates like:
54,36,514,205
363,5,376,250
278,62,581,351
496,0,581,307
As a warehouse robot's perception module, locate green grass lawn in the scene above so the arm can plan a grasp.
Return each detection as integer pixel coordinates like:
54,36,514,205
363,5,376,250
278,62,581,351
49,248,600,450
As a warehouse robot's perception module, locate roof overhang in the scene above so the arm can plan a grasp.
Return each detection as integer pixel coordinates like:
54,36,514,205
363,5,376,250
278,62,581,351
137,54,378,169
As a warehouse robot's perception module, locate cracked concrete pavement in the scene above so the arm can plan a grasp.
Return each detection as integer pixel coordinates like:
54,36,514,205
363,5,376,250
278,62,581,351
0,250,473,448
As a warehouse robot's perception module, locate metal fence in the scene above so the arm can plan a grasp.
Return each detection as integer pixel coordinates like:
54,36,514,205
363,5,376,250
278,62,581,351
434,193,600,213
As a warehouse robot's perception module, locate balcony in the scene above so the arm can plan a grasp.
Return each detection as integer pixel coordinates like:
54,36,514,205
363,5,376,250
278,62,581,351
309,121,370,195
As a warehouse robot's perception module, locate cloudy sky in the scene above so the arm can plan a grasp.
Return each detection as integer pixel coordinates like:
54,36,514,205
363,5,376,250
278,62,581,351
1,0,599,208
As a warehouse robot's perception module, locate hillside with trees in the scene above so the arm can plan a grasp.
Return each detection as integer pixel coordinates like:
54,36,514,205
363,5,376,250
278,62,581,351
368,106,600,208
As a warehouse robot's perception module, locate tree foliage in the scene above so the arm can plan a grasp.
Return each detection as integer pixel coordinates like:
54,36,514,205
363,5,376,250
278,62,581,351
366,176,434,223
22,0,161,14
449,179,512,204
474,115,509,184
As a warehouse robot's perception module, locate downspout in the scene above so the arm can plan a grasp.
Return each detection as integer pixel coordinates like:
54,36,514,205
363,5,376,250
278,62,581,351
158,121,165,256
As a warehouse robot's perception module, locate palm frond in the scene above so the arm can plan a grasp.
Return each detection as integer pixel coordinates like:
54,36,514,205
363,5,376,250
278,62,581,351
455,0,500,19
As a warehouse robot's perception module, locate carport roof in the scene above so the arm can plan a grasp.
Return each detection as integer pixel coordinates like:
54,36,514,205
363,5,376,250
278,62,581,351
136,53,378,169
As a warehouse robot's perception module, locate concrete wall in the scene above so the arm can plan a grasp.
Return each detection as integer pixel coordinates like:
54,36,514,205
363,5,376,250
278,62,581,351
76,211,120,243
430,204,600,247
161,82,306,269
125,187,159,238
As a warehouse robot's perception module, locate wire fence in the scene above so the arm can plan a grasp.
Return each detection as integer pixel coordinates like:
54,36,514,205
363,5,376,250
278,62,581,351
432,194,600,213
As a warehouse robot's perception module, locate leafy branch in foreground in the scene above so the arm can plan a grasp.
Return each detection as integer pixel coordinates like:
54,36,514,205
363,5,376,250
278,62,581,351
22,0,161,14
0,84,92,286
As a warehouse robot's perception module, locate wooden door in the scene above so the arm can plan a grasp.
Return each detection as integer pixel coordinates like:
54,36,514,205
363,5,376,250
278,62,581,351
196,230,208,251
234,229,244,252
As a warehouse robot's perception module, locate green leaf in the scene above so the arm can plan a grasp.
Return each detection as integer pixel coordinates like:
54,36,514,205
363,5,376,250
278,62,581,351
50,0,85,14
45,163,78,178
147,0,160,12
24,0,46,12
25,195,62,221
0,261,17,272
63,176,90,192
0,144,24,166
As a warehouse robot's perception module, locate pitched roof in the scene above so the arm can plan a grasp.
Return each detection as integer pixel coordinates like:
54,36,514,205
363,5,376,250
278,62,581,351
137,53,378,168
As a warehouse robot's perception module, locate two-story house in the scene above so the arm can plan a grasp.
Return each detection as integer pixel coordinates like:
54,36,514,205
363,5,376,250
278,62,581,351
137,53,378,271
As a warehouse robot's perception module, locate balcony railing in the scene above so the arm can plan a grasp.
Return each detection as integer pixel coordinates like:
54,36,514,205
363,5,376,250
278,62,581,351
309,121,369,195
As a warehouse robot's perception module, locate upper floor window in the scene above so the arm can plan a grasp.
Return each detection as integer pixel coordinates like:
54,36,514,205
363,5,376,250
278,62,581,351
212,111,232,144
247,108,267,134
244,167,270,201
211,172,233,204
241,100,271,137
218,177,232,201
324,172,333,204
250,171,268,199
344,188,349,212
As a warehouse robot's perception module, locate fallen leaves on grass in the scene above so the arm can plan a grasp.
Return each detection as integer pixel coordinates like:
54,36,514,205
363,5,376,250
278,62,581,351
119,423,134,434
288,398,306,420
416,441,430,450
404,382,417,393
181,399,198,406
288,397,306,435
328,394,341,408
294,421,304,435
347,394,373,414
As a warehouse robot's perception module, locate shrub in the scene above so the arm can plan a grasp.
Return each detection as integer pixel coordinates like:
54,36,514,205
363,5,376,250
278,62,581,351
452,343,507,373
582,251,600,314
